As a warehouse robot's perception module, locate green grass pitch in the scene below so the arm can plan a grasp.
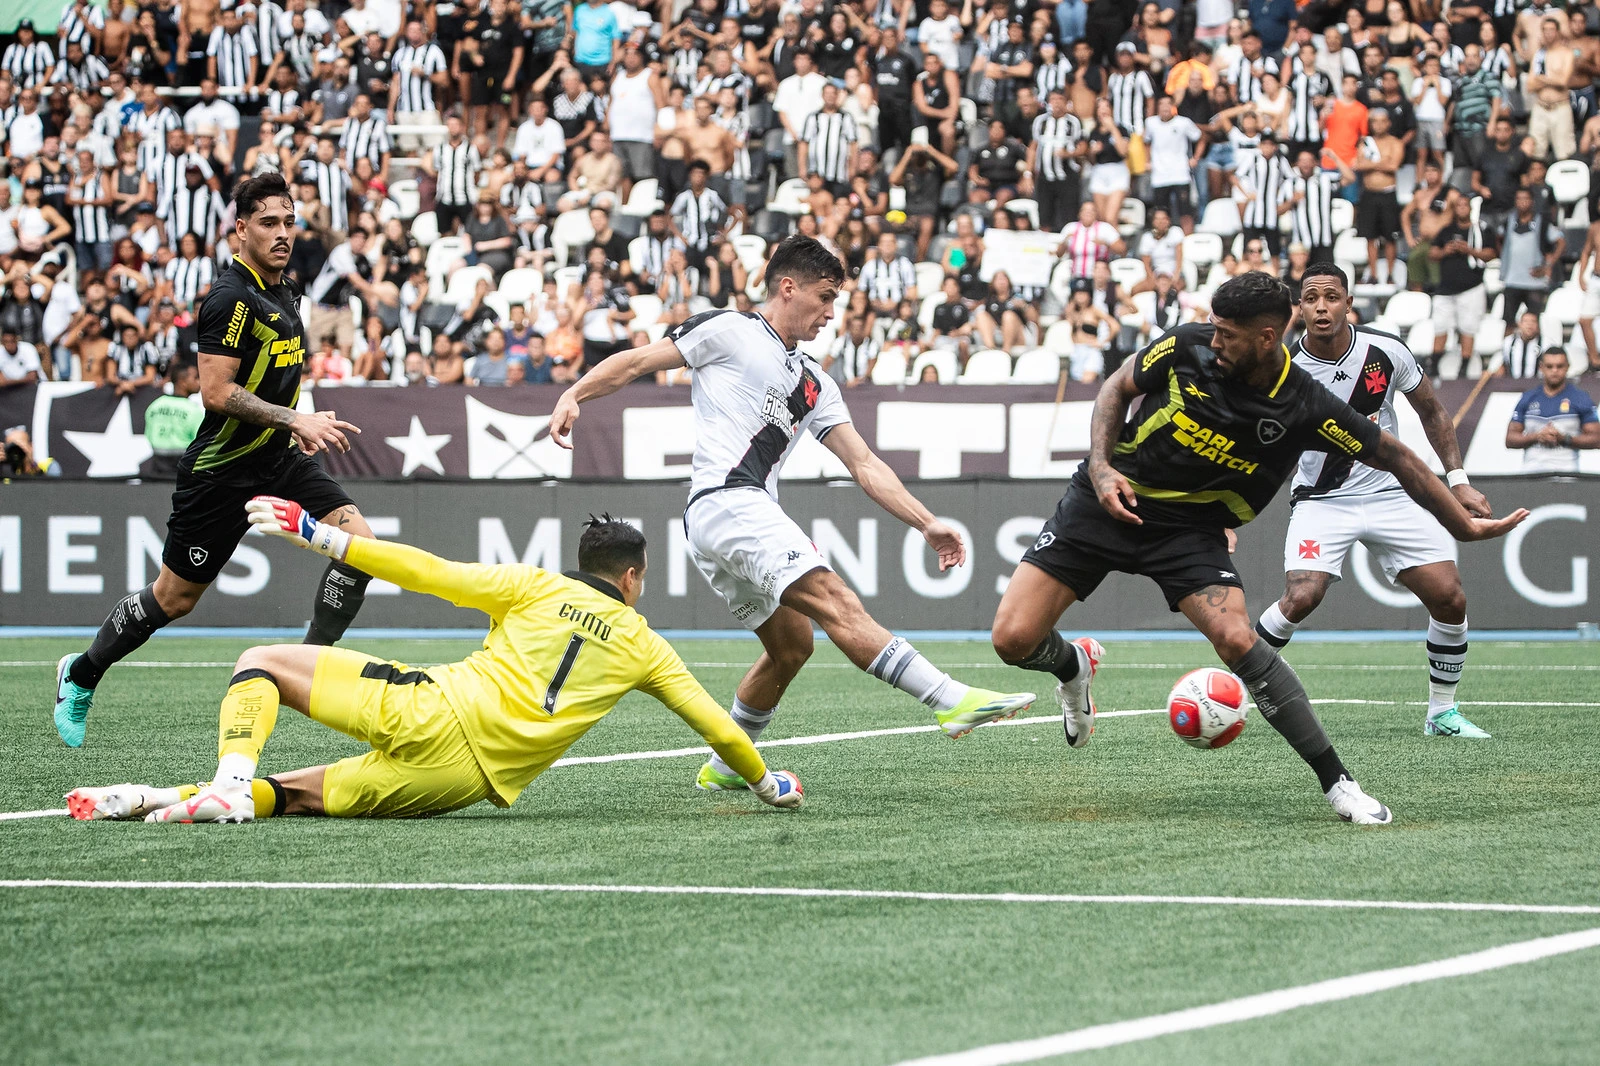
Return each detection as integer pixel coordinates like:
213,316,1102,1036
3,636,1599,1065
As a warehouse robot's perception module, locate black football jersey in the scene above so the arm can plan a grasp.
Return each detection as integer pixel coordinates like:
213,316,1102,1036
1103,322,1383,528
184,258,306,480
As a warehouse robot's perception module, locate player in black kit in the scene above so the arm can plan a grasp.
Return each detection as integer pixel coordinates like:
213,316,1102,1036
989,272,1529,824
53,173,376,748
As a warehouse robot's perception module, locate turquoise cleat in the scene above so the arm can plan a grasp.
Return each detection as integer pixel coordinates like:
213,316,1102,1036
54,654,95,748
695,761,749,791
936,689,1036,739
1424,706,1491,739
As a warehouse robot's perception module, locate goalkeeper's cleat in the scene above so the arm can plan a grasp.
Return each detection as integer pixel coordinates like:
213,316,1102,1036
54,654,94,748
146,783,254,824
695,761,749,791
1424,706,1491,739
65,784,179,821
936,688,1035,739
1325,778,1393,825
1057,638,1105,749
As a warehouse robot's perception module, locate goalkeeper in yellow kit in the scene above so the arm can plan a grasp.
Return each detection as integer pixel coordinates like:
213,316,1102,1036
65,498,803,823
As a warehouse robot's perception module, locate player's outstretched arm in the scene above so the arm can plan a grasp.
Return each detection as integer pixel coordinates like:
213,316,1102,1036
822,422,966,570
198,352,358,456
1403,376,1492,517
549,337,687,449
1368,433,1529,541
246,497,529,617
1085,360,1143,525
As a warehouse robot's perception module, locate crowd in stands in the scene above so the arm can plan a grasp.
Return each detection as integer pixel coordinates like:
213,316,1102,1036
0,0,1597,397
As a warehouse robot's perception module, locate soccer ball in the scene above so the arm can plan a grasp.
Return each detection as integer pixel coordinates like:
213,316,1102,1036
1167,667,1249,749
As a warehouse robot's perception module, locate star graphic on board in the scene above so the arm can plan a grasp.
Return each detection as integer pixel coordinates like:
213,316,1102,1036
63,396,154,477
1298,540,1321,559
384,415,452,476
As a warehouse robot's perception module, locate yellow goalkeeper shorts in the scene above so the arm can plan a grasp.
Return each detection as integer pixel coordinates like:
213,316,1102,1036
310,647,499,818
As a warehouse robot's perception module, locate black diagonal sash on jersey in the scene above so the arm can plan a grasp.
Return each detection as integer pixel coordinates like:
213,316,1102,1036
1292,348,1393,503
725,365,822,491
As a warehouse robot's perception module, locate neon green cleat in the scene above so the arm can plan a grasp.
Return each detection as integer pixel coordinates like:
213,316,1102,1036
695,761,749,791
936,689,1036,739
54,654,95,748
1424,707,1491,739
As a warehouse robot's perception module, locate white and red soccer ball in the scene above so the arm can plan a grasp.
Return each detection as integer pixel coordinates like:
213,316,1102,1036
1167,667,1249,749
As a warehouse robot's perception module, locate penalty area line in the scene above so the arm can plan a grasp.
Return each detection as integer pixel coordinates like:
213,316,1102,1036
0,880,1595,918
889,926,1600,1066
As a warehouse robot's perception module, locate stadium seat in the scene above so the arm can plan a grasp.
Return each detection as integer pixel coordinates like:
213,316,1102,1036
958,349,1013,383
1366,318,1401,338
1547,160,1590,209
733,233,768,272
1196,198,1241,238
917,291,947,332
1183,232,1224,269
1474,317,1506,357
447,264,495,307
914,260,945,296
620,178,665,218
389,179,420,220
551,209,596,266
770,179,812,216
958,97,978,129
1383,291,1432,329
424,235,468,287
628,294,663,330
410,210,439,248
1117,198,1145,238
1007,198,1040,230
1540,312,1566,348
1010,348,1062,383
483,291,512,322
909,348,958,384
628,235,648,274
646,321,669,342
1043,320,1074,355
1405,320,1435,357
1545,285,1582,325
1330,198,1354,234
497,267,542,306
1482,259,1503,296
870,347,909,384
1110,257,1147,291
553,265,585,303
1333,229,1368,266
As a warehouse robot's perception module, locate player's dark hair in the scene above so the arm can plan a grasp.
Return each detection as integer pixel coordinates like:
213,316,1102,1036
234,172,293,221
1211,271,1293,328
1299,262,1348,294
765,235,846,289
578,513,647,578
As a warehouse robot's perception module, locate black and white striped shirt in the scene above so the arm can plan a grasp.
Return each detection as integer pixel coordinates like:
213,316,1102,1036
109,338,161,381
638,233,687,282
1035,56,1073,99
1501,332,1542,378
1227,54,1278,105
207,26,259,89
499,178,543,215
715,110,752,180
146,150,214,220
71,171,112,244
859,255,916,304
58,4,105,47
1287,71,1331,142
1482,45,1513,81
166,184,224,249
256,1,285,65
340,114,391,170
164,255,217,308
393,42,448,113
1236,150,1294,228
266,89,302,122
431,139,481,206
1032,112,1083,181
692,71,751,105
800,109,858,183
670,187,727,250
300,158,353,231
1287,168,1340,248
828,331,880,381
2,41,55,87
130,106,183,161
51,54,110,93
1106,70,1155,135
284,30,320,82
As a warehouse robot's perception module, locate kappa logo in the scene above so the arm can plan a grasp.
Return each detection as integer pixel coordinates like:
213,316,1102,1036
1256,418,1287,444
1332,370,1349,383
785,550,804,563
1033,531,1056,551
188,546,209,567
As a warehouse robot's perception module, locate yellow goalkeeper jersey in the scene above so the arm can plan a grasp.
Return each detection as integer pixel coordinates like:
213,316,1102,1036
342,538,768,806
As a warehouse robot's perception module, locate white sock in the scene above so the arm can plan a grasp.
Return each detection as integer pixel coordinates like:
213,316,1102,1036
1426,617,1468,721
708,698,776,778
868,637,969,712
215,752,257,790
1256,602,1300,648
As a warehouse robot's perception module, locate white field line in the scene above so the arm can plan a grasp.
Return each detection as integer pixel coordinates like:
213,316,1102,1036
889,926,1600,1066
0,880,1595,918
0,809,68,821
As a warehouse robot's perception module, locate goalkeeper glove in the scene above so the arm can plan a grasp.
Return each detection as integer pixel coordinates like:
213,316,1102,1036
750,770,803,809
246,495,351,560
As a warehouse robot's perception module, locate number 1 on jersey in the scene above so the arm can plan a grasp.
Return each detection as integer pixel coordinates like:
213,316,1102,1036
544,633,587,714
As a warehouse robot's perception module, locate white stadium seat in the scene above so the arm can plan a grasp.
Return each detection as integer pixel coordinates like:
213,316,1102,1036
958,349,1013,383
870,347,909,384
769,179,812,216
1330,198,1354,234
409,210,439,248
1043,320,1074,355
914,260,945,297
1547,160,1591,208
389,178,421,220
1333,229,1368,267
1545,286,1582,326
1196,198,1241,238
1183,232,1224,268
909,348,958,384
620,178,665,218
1383,291,1432,329
1006,198,1040,230
447,264,495,307
551,209,596,266
628,294,663,330
1010,348,1062,383
1109,257,1147,291
497,267,543,306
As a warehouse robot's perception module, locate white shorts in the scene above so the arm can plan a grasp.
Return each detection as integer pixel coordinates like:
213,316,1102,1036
1088,162,1129,197
1581,276,1600,319
1432,285,1485,337
1284,491,1457,583
1070,343,1105,380
685,488,832,630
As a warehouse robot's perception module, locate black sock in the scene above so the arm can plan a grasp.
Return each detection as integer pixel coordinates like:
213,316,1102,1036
303,561,371,645
1229,638,1345,789
69,585,172,689
1014,630,1081,683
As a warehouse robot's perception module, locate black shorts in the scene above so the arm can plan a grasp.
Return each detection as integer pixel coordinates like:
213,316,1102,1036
1020,477,1243,612
1356,189,1400,241
162,451,356,585
469,74,503,107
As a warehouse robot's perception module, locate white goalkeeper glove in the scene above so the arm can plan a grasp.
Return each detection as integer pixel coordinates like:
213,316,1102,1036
749,769,804,809
246,495,351,560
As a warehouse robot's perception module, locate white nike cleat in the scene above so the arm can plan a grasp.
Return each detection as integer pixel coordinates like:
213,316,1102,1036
64,784,178,821
1325,778,1393,825
1057,637,1104,749
146,783,254,824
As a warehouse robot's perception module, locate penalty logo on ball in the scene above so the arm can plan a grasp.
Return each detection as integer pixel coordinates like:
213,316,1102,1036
1167,667,1249,750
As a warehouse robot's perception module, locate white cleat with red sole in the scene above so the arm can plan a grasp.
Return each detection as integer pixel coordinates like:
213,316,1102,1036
1058,637,1104,749
146,784,254,824
65,784,176,821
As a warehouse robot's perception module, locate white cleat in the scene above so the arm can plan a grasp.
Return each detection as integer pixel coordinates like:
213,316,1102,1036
146,783,254,824
64,784,176,821
1057,638,1104,749
1325,778,1393,825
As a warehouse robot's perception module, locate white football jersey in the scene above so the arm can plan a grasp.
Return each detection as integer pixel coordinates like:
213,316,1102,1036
1291,324,1421,502
669,309,851,501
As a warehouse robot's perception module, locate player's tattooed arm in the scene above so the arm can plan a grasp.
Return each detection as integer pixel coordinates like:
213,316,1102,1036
198,353,360,455
1404,376,1492,517
218,383,298,430
1086,361,1142,525
1369,432,1529,541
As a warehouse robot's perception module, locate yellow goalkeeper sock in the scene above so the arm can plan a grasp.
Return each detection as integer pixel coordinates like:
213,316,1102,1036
250,778,280,818
216,670,281,786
